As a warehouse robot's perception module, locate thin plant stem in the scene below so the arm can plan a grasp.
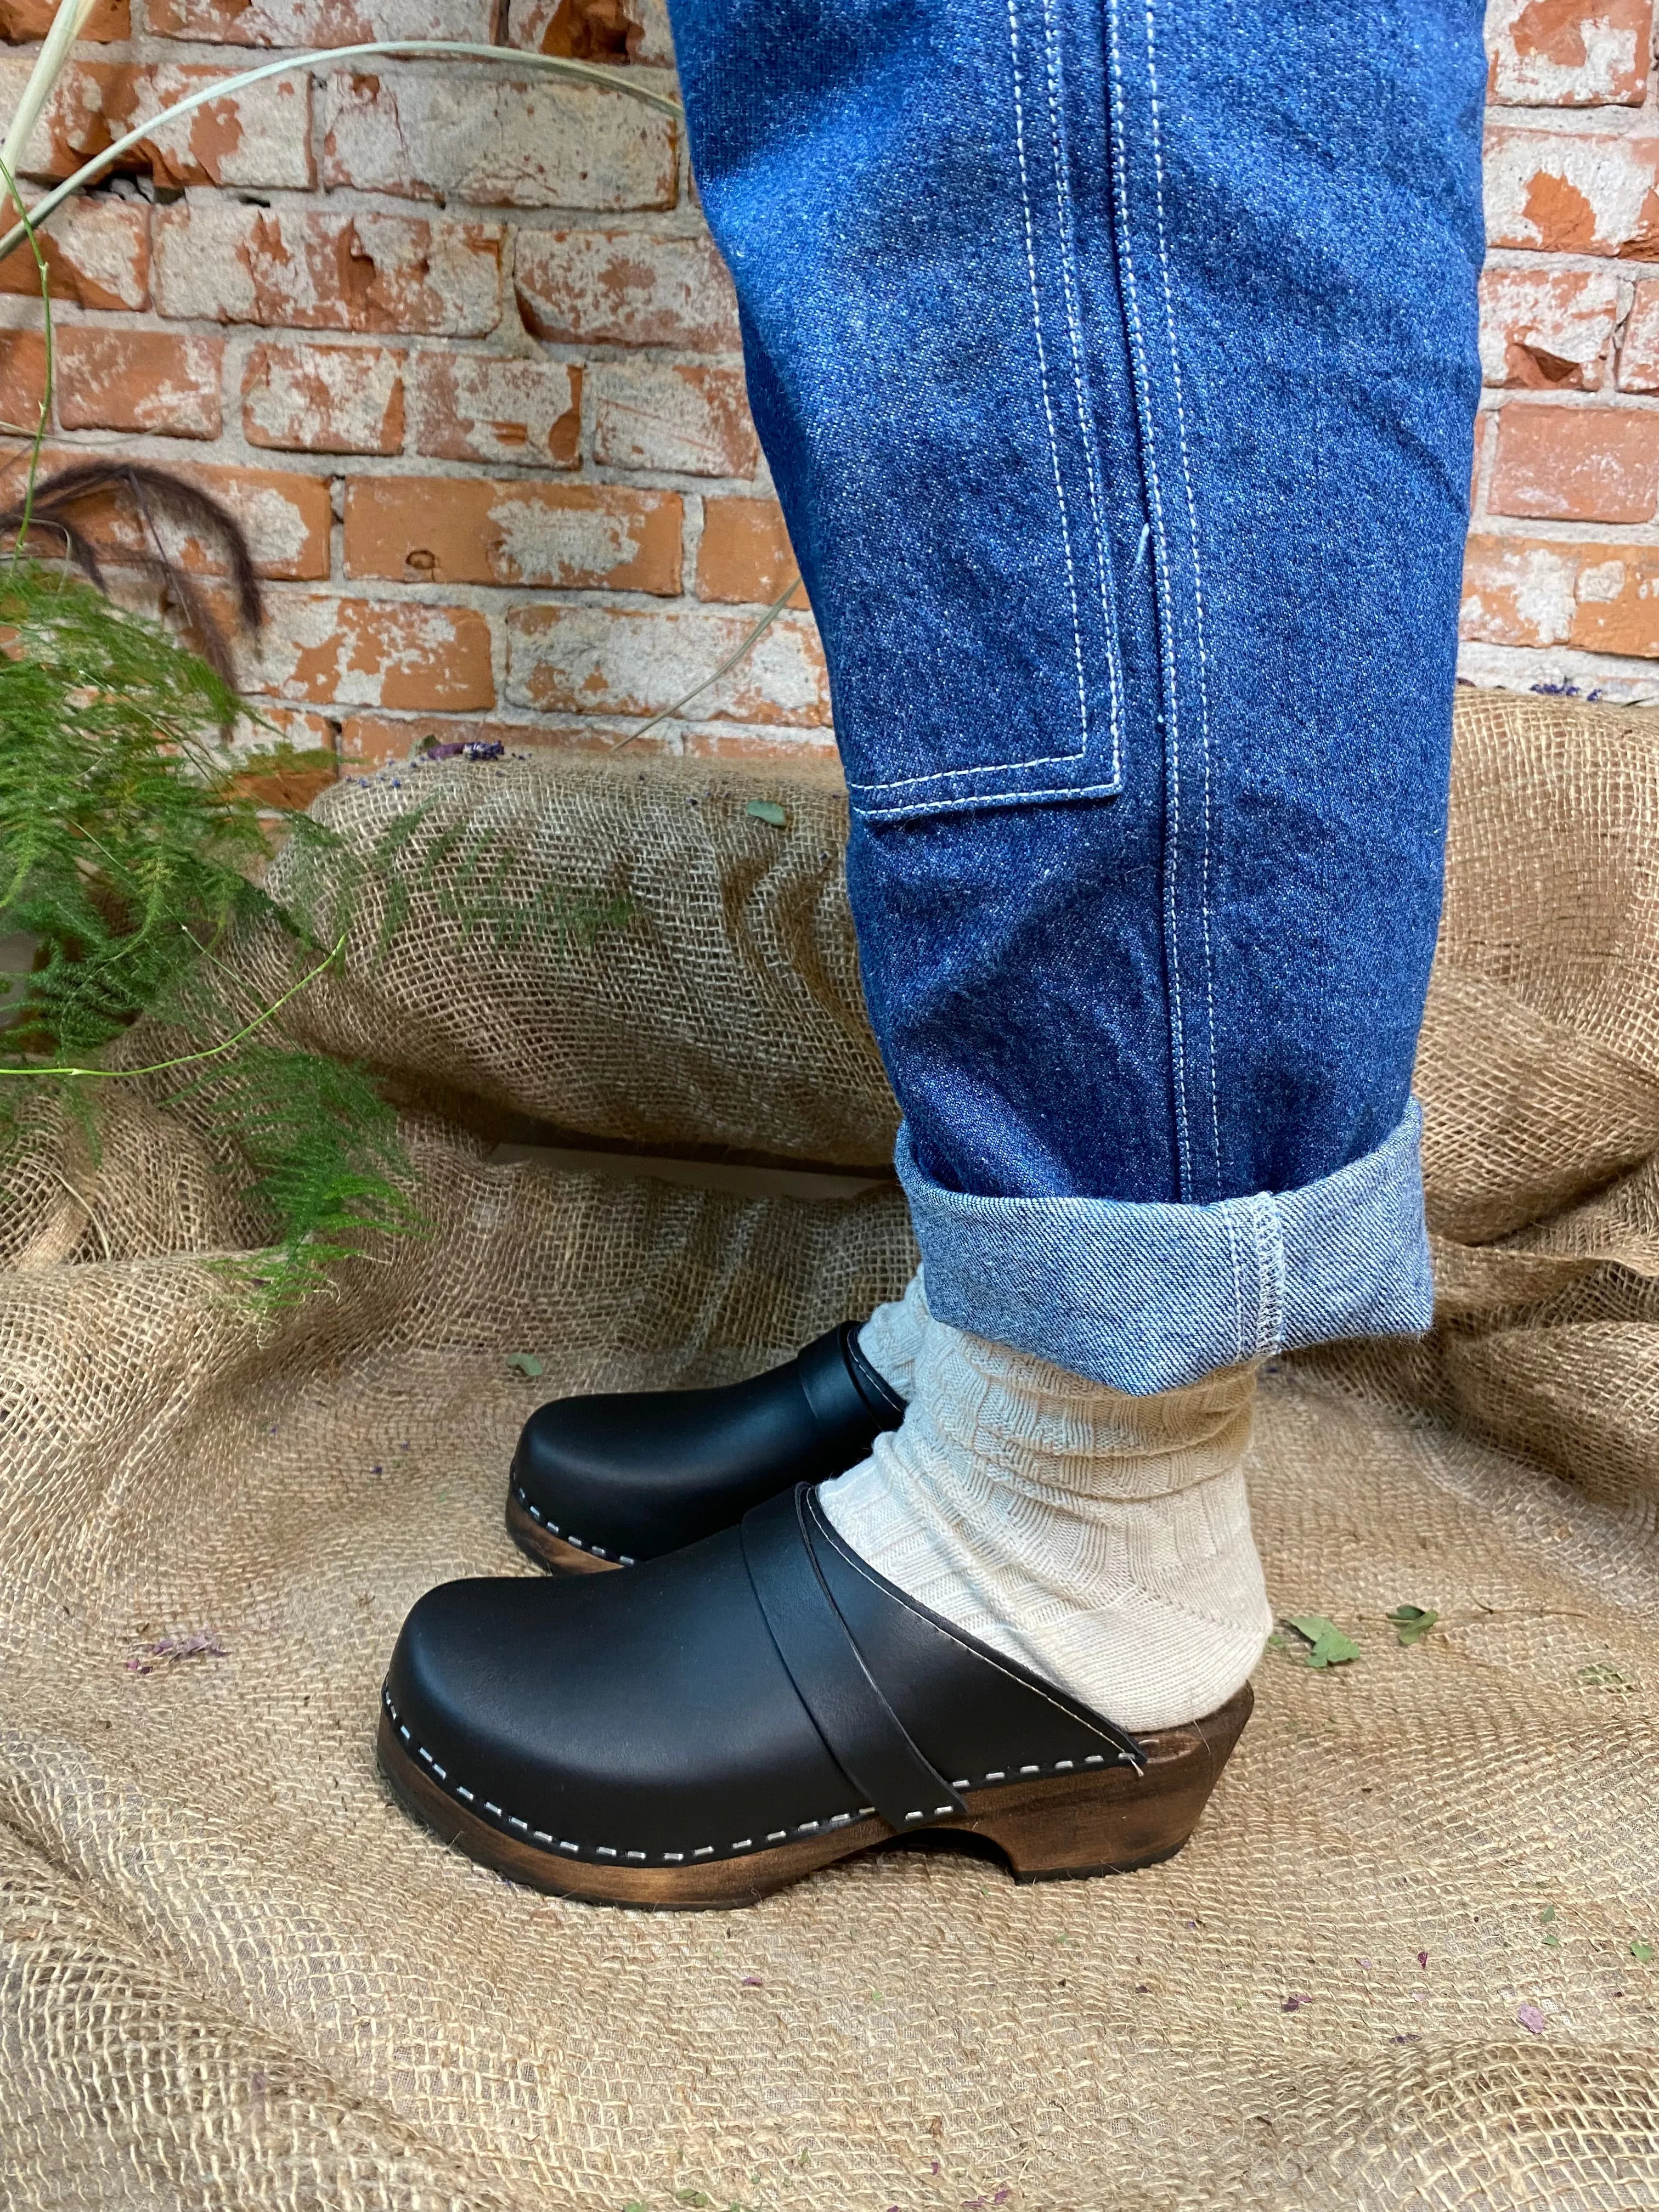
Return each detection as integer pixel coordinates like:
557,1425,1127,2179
610,574,805,751
0,42,682,267
0,155,54,563
0,933,346,1081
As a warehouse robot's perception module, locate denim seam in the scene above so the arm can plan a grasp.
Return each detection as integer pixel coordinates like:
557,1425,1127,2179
1223,1212,1247,1366
853,777,1126,821
1142,0,1222,1192
1037,0,1122,786
1103,0,1192,1195
1248,1193,1285,1358
1001,0,1092,769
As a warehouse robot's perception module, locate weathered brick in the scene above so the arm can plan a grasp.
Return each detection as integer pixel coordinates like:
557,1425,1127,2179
320,69,678,211
506,603,828,723
507,0,674,66
243,342,405,454
246,595,495,710
1488,402,1659,520
515,229,740,349
0,193,147,312
1485,128,1659,257
154,204,503,335
55,329,223,439
1479,267,1622,388
696,498,809,605
591,362,758,476
1462,531,1659,657
0,61,311,189
1471,408,1489,509
0,330,47,435
131,66,314,191
1486,0,1650,105
48,458,332,580
344,477,682,590
0,0,127,40
149,0,492,42
1462,533,1581,646
407,351,580,467
1616,278,1659,388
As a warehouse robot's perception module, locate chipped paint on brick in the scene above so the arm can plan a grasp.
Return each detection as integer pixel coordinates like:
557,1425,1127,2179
320,69,678,211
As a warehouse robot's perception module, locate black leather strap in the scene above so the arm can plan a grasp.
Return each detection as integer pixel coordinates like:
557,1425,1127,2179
741,1486,965,1830
839,1322,908,1423
794,1325,882,1438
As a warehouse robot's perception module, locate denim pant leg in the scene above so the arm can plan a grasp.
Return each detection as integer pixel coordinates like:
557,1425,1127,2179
667,0,1488,1393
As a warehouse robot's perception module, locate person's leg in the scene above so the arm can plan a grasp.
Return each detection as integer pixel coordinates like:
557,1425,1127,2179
670,0,1486,1724
377,0,1487,1905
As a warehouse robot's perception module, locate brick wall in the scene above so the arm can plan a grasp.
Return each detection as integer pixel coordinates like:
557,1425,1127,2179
1469,0,1659,702
0,0,827,791
1,0,1655,785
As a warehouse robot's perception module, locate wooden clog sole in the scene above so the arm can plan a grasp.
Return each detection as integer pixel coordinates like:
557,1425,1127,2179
376,1683,1251,1910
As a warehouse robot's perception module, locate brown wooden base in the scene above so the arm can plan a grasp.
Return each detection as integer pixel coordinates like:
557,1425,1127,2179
376,1682,1252,1911
506,1490,624,1576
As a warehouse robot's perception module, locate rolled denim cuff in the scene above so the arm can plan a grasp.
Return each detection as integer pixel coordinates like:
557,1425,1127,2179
896,1101,1435,1395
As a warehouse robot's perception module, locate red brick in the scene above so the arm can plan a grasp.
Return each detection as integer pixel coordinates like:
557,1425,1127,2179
130,66,314,191
0,61,310,189
248,595,495,710
343,477,682,591
154,204,504,335
1560,543,1659,655
1461,531,1659,657
0,0,127,39
1488,402,1659,521
0,330,47,439
696,498,809,605
1479,267,1622,389
1485,128,1659,257
591,362,758,476
320,69,678,211
1461,532,1581,645
242,342,404,454
1616,279,1659,388
55,329,223,439
43,456,332,580
506,602,828,724
1486,0,1650,105
149,0,492,41
0,194,147,312
407,352,580,467
507,0,674,66
515,229,740,349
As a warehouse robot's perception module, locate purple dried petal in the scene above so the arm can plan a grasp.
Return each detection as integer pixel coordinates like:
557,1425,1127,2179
462,740,505,761
1517,2004,1546,2034
1282,1994,1313,2012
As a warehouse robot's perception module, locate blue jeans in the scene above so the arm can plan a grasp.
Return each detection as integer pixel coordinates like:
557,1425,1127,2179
668,0,1487,1393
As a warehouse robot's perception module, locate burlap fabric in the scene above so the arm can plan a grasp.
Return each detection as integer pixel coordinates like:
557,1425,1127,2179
2,692,1657,2211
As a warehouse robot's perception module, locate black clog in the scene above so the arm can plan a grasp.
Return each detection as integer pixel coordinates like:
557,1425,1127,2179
506,1322,906,1572
380,1484,1252,1910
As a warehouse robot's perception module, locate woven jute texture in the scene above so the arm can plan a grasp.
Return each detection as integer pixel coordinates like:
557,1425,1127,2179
2,692,1657,2211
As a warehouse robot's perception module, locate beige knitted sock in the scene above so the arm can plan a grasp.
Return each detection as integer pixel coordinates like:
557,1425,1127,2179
819,1307,1271,1734
855,1267,928,1397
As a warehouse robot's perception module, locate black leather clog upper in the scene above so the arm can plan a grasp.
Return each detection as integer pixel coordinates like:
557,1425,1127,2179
383,1486,1143,1869
509,1323,905,1564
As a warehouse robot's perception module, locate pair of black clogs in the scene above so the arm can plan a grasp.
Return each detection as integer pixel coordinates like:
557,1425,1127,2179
379,1324,1251,1909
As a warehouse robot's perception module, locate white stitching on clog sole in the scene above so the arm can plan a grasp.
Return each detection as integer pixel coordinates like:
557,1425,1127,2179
382,1687,1129,1869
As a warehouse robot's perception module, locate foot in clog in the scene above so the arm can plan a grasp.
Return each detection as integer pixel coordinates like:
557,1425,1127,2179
379,1486,1251,1910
